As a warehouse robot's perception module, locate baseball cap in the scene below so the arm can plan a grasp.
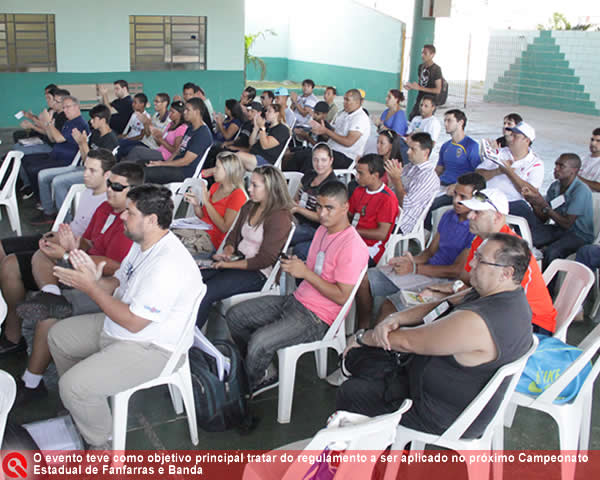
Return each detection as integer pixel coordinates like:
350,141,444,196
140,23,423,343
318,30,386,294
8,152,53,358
460,188,509,215
313,101,330,114
507,122,535,142
274,87,289,97
247,101,264,112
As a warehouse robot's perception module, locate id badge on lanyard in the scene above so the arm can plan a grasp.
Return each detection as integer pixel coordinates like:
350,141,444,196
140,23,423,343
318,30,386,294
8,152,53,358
315,251,325,276
351,212,360,228
299,192,309,208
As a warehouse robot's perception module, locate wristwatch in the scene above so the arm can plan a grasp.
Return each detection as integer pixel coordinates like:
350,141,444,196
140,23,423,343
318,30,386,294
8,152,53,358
355,329,367,346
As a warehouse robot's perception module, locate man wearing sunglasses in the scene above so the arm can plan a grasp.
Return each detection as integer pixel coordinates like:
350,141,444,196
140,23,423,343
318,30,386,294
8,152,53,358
5,163,144,405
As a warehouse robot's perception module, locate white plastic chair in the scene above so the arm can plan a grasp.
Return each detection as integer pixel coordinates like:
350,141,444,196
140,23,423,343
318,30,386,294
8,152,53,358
244,400,413,480
0,370,17,447
0,291,7,329
378,196,435,266
506,214,533,247
428,204,453,248
334,168,356,185
502,324,600,480
171,177,208,219
273,136,292,170
383,335,539,480
283,171,303,199
165,145,212,199
51,183,86,232
0,151,23,235
110,289,204,451
543,259,595,342
276,266,368,423
218,223,296,315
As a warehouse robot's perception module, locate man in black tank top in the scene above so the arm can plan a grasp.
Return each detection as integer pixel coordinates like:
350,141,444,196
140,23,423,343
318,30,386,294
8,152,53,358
337,233,533,438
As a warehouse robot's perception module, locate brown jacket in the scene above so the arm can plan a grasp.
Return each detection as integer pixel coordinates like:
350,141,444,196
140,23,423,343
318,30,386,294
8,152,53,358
225,202,292,271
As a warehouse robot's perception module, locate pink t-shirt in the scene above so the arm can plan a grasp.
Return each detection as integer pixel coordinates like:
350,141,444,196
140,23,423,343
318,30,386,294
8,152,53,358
158,123,188,160
294,225,369,325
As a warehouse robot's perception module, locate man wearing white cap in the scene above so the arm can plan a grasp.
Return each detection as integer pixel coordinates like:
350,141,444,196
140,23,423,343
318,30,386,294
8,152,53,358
476,122,544,219
373,188,557,337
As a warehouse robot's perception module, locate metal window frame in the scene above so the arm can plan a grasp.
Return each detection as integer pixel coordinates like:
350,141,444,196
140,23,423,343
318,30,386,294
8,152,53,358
0,13,56,72
129,15,207,71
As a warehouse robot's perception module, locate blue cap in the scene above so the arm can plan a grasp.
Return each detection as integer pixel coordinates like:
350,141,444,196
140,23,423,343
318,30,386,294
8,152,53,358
274,87,289,97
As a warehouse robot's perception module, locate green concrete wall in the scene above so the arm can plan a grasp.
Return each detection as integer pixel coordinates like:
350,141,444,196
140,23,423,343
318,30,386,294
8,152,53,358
0,70,244,128
247,57,400,101
407,0,436,114
485,31,600,116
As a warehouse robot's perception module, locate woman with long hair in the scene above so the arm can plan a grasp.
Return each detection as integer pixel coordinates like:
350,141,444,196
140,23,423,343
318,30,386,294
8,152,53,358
375,89,407,136
290,143,337,260
214,99,245,143
196,165,293,328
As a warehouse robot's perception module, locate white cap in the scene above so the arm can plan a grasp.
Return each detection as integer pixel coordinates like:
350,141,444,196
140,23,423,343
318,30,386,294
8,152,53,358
460,188,509,215
507,122,535,142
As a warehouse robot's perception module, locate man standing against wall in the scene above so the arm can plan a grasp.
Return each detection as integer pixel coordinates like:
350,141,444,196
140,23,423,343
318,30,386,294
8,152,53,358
405,44,443,120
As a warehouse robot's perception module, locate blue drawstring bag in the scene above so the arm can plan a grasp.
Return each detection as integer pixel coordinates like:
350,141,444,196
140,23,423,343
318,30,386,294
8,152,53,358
516,333,592,404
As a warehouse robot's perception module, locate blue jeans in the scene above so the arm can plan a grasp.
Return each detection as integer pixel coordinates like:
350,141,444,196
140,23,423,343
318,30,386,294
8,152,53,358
533,224,586,271
290,222,317,261
52,169,84,215
575,244,600,271
38,165,81,214
23,153,73,199
226,294,328,388
196,268,266,328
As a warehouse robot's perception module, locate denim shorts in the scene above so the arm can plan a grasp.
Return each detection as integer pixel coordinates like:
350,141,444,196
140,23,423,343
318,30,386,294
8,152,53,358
255,154,269,166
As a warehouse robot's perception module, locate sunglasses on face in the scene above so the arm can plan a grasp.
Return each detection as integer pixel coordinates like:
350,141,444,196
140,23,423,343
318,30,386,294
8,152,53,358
473,191,499,213
106,179,130,192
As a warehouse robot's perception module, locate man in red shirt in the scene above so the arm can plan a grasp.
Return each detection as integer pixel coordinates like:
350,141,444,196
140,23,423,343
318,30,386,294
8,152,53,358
349,154,399,266
6,163,145,405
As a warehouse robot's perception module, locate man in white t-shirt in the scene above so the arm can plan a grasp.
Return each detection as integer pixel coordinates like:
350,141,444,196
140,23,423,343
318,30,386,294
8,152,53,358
48,184,204,449
578,127,600,192
290,79,318,127
476,121,544,217
274,87,296,129
406,95,442,144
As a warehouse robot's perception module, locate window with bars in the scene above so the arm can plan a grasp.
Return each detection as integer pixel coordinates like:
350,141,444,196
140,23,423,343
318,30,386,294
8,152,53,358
129,15,207,71
0,14,56,72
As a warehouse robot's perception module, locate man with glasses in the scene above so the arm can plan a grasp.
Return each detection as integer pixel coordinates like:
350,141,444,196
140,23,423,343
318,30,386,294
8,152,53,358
20,95,90,201
0,164,143,372
337,233,533,437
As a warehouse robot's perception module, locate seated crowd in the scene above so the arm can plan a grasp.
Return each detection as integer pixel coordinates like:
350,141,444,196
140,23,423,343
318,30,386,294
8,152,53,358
1,60,600,452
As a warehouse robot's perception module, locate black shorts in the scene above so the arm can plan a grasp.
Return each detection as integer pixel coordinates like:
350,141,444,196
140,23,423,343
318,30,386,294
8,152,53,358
2,235,43,291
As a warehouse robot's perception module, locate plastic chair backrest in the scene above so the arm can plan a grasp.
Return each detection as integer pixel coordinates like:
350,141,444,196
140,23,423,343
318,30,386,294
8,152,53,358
190,145,213,179
592,192,600,240
536,322,600,405
273,136,292,169
542,259,595,342
70,150,82,167
0,151,23,201
322,266,368,342
0,370,17,445
440,335,538,442
506,214,533,247
0,290,7,329
263,223,296,292
52,183,87,232
283,171,303,199
429,205,454,247
158,289,204,377
171,178,208,218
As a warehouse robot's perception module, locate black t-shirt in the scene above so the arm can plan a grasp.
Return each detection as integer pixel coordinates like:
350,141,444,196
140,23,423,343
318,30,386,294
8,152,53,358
89,129,119,151
250,123,290,165
109,96,133,134
418,62,443,90
234,120,253,148
296,170,338,227
176,124,213,177
54,112,67,132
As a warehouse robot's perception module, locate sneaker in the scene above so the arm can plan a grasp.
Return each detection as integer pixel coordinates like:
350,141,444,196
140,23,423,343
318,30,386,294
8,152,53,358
29,211,56,225
326,368,348,387
17,292,73,322
251,375,279,398
14,378,48,406
0,334,27,356
20,187,34,200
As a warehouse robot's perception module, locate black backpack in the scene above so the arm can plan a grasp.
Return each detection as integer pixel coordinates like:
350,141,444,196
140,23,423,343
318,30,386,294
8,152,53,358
436,77,449,107
189,339,250,432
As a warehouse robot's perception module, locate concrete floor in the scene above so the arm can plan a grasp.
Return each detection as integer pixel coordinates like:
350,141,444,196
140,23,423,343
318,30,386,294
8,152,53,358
0,96,599,457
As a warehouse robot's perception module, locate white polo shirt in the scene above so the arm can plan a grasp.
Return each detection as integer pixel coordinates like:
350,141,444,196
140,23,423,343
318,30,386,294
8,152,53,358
327,107,371,161
579,155,600,183
104,231,205,352
478,147,544,202
406,115,442,143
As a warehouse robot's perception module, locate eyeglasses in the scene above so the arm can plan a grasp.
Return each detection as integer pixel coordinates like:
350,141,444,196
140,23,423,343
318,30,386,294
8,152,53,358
473,191,499,213
106,179,130,192
473,251,510,268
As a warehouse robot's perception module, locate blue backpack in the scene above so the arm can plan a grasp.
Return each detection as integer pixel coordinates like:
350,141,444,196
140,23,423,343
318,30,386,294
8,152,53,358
516,333,592,404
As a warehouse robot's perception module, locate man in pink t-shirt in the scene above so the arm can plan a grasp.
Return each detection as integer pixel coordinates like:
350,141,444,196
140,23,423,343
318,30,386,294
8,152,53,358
226,181,369,396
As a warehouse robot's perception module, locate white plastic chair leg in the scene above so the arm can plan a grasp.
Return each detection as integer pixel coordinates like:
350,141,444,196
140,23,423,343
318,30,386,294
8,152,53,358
314,349,328,379
168,383,184,414
555,409,580,480
503,402,518,428
177,364,199,445
464,451,490,480
277,348,300,424
111,392,130,451
6,196,21,235
491,425,504,480
579,393,592,452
